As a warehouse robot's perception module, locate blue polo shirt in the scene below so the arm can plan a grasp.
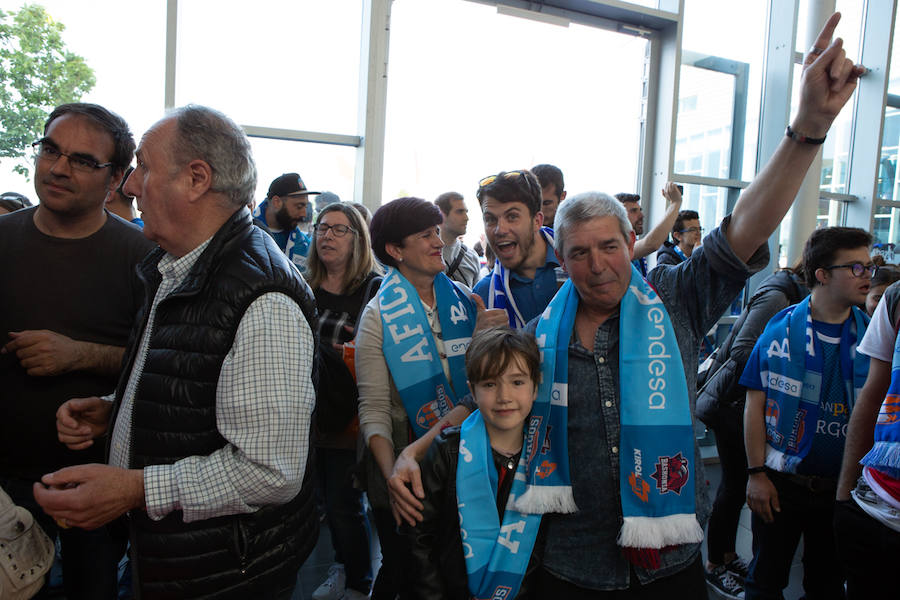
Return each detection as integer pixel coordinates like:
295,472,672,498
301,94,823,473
473,237,562,325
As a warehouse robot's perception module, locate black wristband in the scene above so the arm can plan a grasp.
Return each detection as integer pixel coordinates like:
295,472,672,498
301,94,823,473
786,125,826,145
747,466,767,475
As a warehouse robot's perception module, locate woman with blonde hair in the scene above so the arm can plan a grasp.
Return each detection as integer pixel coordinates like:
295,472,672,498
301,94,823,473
307,202,382,600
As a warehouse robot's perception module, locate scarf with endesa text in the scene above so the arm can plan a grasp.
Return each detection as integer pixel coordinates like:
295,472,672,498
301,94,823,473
861,309,900,479
378,268,475,438
755,297,868,473
516,268,702,568
488,227,555,329
457,410,542,600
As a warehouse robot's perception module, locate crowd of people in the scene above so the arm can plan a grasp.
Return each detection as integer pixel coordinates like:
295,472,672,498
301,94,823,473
0,11,893,600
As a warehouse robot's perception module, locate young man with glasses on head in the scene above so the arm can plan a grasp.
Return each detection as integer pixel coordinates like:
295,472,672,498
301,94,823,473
740,226,874,600
472,169,566,329
0,103,154,598
656,209,702,267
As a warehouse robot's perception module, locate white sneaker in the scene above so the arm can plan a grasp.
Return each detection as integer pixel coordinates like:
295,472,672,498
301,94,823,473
312,563,346,600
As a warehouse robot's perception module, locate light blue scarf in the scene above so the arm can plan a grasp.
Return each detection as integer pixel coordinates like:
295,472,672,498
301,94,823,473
516,267,703,563
488,227,554,329
755,297,868,473
457,410,542,599
861,309,900,479
378,268,475,438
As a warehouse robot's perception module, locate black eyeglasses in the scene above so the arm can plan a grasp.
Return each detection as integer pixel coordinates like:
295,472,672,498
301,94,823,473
823,262,878,279
678,226,705,234
32,140,114,173
314,223,356,237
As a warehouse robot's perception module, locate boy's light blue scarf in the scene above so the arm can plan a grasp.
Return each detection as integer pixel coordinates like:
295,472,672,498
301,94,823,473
516,268,703,565
378,268,475,438
457,410,542,600
756,297,868,473
488,227,554,329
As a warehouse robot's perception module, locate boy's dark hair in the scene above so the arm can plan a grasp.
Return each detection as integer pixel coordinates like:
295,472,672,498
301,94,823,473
434,191,463,216
45,103,135,174
370,196,443,268
672,210,700,237
802,226,873,287
465,327,541,387
531,164,564,198
476,170,542,217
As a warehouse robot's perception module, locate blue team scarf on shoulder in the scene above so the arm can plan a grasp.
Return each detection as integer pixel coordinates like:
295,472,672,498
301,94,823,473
378,268,475,438
516,268,703,565
861,314,900,479
755,297,868,473
488,227,554,329
457,410,542,600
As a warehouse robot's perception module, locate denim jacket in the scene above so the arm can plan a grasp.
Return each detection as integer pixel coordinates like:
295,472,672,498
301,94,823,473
528,217,768,590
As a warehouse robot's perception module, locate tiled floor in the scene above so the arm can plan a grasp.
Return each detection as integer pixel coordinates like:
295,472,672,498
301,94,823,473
292,457,809,599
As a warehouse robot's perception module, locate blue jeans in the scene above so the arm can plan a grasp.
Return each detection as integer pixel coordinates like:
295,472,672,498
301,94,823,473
1,475,126,599
316,448,373,594
745,472,844,600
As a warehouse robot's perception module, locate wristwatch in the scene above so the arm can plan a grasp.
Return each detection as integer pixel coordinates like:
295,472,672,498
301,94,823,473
747,466,767,475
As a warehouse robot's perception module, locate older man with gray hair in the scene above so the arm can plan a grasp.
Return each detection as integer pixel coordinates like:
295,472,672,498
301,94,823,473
34,105,319,598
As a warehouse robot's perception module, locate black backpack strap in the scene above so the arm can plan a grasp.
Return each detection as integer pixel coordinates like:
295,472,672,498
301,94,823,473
446,244,466,279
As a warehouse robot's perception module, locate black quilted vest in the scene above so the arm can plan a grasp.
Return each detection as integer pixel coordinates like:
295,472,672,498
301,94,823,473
111,209,319,599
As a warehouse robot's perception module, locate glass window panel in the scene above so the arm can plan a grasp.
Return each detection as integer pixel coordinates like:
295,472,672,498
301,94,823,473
675,183,729,237
878,106,900,201
248,138,356,218
890,5,900,96
0,1,166,195
873,204,900,262
174,1,362,134
674,66,734,179
776,198,845,267
797,0,863,56
680,0,766,182
383,0,647,247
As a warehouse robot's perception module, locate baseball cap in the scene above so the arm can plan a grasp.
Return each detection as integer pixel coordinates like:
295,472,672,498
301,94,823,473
267,173,320,198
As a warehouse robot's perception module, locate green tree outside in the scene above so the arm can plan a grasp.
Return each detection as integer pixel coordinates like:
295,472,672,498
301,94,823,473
0,4,95,179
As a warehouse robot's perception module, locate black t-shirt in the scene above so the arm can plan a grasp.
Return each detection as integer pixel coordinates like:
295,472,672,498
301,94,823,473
0,208,155,480
313,272,382,346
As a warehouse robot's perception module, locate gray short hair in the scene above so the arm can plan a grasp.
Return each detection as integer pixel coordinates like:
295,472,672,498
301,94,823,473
554,192,632,255
168,105,257,208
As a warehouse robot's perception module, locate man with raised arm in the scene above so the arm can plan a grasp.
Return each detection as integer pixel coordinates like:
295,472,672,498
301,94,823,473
34,106,319,599
615,183,683,276
388,13,865,596
0,103,154,597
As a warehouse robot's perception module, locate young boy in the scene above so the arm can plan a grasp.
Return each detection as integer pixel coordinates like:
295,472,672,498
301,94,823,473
404,327,542,600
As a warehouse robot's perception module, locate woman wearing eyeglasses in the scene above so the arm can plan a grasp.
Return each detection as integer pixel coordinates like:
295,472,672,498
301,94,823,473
306,203,382,600
356,197,487,598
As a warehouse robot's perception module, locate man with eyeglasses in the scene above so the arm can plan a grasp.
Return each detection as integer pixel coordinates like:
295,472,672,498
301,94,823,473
0,103,154,598
253,172,319,273
34,106,319,599
656,209,702,267
741,226,874,599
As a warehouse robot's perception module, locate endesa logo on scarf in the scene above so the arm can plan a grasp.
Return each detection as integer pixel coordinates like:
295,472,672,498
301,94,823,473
650,452,690,495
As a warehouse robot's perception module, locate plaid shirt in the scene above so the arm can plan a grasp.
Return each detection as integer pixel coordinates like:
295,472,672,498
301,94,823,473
109,240,314,522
